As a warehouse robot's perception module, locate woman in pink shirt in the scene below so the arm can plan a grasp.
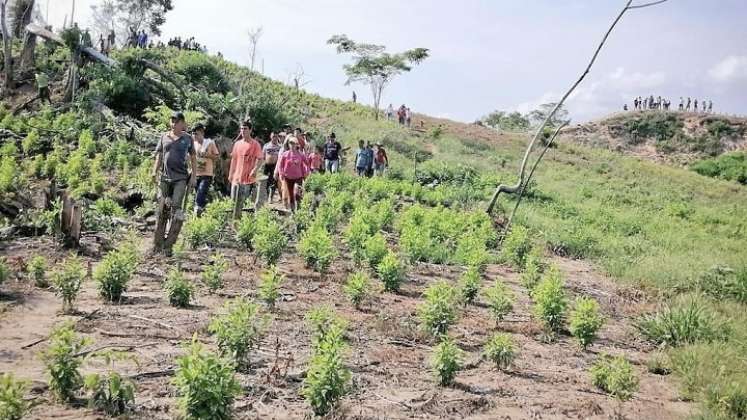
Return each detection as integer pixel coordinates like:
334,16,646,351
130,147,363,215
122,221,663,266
275,137,309,211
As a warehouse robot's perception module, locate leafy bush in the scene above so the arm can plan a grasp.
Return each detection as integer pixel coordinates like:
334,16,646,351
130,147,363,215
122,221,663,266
203,198,234,230
344,272,370,309
454,235,490,269
484,279,514,322
458,266,482,304
501,224,532,269
569,297,605,349
0,258,10,286
173,339,242,420
645,351,672,375
623,112,683,142
343,215,371,264
694,265,747,304
691,152,747,185
258,265,284,309
0,373,29,420
182,215,221,249
164,268,194,308
209,298,268,369
531,266,567,333
41,322,89,402
417,281,459,337
635,295,728,347
28,255,48,287
298,223,337,274
430,337,462,386
590,354,639,401
483,333,517,370
0,155,21,193
84,371,135,416
94,247,139,302
253,209,288,265
704,380,747,420
51,256,86,313
305,306,348,347
302,321,350,416
520,247,544,294
201,253,229,292
236,213,255,249
21,130,42,155
363,233,388,269
376,251,405,292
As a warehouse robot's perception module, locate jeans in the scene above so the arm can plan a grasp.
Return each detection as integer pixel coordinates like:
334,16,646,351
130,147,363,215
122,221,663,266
154,178,188,250
356,166,366,176
159,178,188,218
231,181,267,219
325,159,339,173
194,176,212,214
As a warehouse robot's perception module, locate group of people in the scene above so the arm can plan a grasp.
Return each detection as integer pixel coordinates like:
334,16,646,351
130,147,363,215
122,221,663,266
151,112,390,255
166,36,207,52
127,28,150,48
386,104,413,127
97,30,117,55
625,95,714,113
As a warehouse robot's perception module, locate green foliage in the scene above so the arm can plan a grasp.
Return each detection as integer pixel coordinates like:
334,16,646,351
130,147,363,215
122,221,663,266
182,215,221,249
694,265,747,303
590,354,639,401
298,223,338,274
645,351,672,375
501,225,532,269
430,337,462,386
363,232,388,269
569,297,605,349
531,266,567,333
172,339,242,420
169,51,230,93
704,380,747,420
0,258,9,286
636,296,728,347
41,322,89,402
85,198,127,232
482,110,530,131
417,281,459,337
84,371,135,416
203,198,234,229
0,155,22,193
483,333,518,370
484,279,514,322
28,255,48,287
258,265,284,309
84,65,152,117
0,373,29,420
201,253,229,293
623,112,683,142
305,306,348,347
208,298,268,369
21,130,42,156
343,214,372,264
458,266,482,304
164,268,194,308
344,272,370,309
94,245,139,302
253,208,288,265
51,256,86,313
235,213,256,249
302,321,350,416
429,125,443,139
691,152,747,185
376,251,405,292
520,247,544,294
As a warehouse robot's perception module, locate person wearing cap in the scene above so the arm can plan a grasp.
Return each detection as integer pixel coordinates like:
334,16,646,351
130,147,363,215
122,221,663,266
373,143,388,176
228,120,264,219
323,133,342,173
152,111,197,255
192,123,219,216
275,136,309,212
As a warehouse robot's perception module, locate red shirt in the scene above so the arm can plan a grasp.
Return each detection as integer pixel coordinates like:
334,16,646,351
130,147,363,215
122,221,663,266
229,138,262,185
307,152,322,171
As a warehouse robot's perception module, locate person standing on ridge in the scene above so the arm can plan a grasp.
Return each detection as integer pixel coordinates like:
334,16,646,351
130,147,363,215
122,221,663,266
192,123,219,216
152,112,197,256
228,121,264,219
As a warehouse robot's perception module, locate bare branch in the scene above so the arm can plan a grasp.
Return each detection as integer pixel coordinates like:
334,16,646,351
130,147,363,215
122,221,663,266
628,0,669,10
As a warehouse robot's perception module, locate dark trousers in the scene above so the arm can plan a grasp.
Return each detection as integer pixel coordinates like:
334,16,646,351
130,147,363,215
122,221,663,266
194,176,212,214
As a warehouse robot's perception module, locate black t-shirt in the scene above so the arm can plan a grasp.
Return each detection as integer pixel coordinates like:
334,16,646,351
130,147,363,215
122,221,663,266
324,141,342,161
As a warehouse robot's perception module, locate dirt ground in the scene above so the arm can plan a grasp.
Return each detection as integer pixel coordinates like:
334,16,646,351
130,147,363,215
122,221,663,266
0,231,692,420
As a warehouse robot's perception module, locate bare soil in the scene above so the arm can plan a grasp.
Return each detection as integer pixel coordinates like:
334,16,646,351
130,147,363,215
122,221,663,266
0,231,692,419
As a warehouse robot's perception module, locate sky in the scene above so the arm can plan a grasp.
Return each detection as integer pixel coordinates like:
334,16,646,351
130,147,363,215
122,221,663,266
42,0,747,123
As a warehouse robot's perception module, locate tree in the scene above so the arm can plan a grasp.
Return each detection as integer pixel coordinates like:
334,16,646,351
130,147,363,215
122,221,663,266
483,110,530,132
528,102,570,128
90,0,172,40
91,0,117,40
10,0,34,37
247,26,262,72
327,34,429,119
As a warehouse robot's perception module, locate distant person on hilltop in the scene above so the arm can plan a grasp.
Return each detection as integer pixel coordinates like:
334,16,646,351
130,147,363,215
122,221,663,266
352,91,357,103
633,97,639,110
623,104,628,111
708,100,713,113
679,97,684,111
386,104,394,120
694,99,699,112
406,107,412,127
686,97,691,111
398,105,406,125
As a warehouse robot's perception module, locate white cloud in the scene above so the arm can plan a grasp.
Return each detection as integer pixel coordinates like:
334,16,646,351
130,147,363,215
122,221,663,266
709,55,747,83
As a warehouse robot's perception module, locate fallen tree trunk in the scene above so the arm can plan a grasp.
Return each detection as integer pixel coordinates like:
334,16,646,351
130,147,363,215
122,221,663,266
25,23,117,67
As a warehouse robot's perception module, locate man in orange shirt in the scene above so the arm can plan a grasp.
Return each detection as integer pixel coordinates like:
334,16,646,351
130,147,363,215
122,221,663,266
228,121,264,219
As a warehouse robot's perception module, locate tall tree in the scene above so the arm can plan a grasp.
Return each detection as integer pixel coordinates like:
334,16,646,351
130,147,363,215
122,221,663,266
528,102,570,128
247,26,262,72
90,0,172,40
91,0,117,40
1,0,12,94
327,34,428,119
483,110,530,132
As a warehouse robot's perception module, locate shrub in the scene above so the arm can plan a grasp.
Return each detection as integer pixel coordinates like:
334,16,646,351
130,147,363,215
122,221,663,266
298,223,337,274
695,265,747,304
0,258,10,286
208,298,268,369
645,351,671,375
258,265,284,309
201,253,229,293
363,233,388,269
458,266,482,304
41,322,89,402
691,152,747,185
343,215,371,264
0,373,29,420
235,214,256,249
344,272,370,309
704,381,747,420
531,266,567,333
376,251,405,292
635,296,727,347
0,155,20,193
51,256,86,313
302,322,350,416
454,235,490,269
484,279,514,323
501,224,532,268
203,198,233,229
28,256,48,288
305,306,348,347
569,297,605,349
182,215,221,249
520,247,544,294
164,268,194,308
589,354,639,401
430,337,462,386
173,339,242,420
94,247,138,302
84,371,135,416
417,281,459,337
253,209,288,265
483,333,517,370
21,129,42,155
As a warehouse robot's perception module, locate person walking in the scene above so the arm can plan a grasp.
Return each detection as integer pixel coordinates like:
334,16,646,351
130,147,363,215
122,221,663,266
262,132,282,203
228,121,264,219
386,103,394,120
308,145,323,173
373,143,388,176
152,112,197,256
323,133,342,173
35,71,51,104
364,141,375,177
192,123,219,216
686,97,691,111
275,137,309,212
